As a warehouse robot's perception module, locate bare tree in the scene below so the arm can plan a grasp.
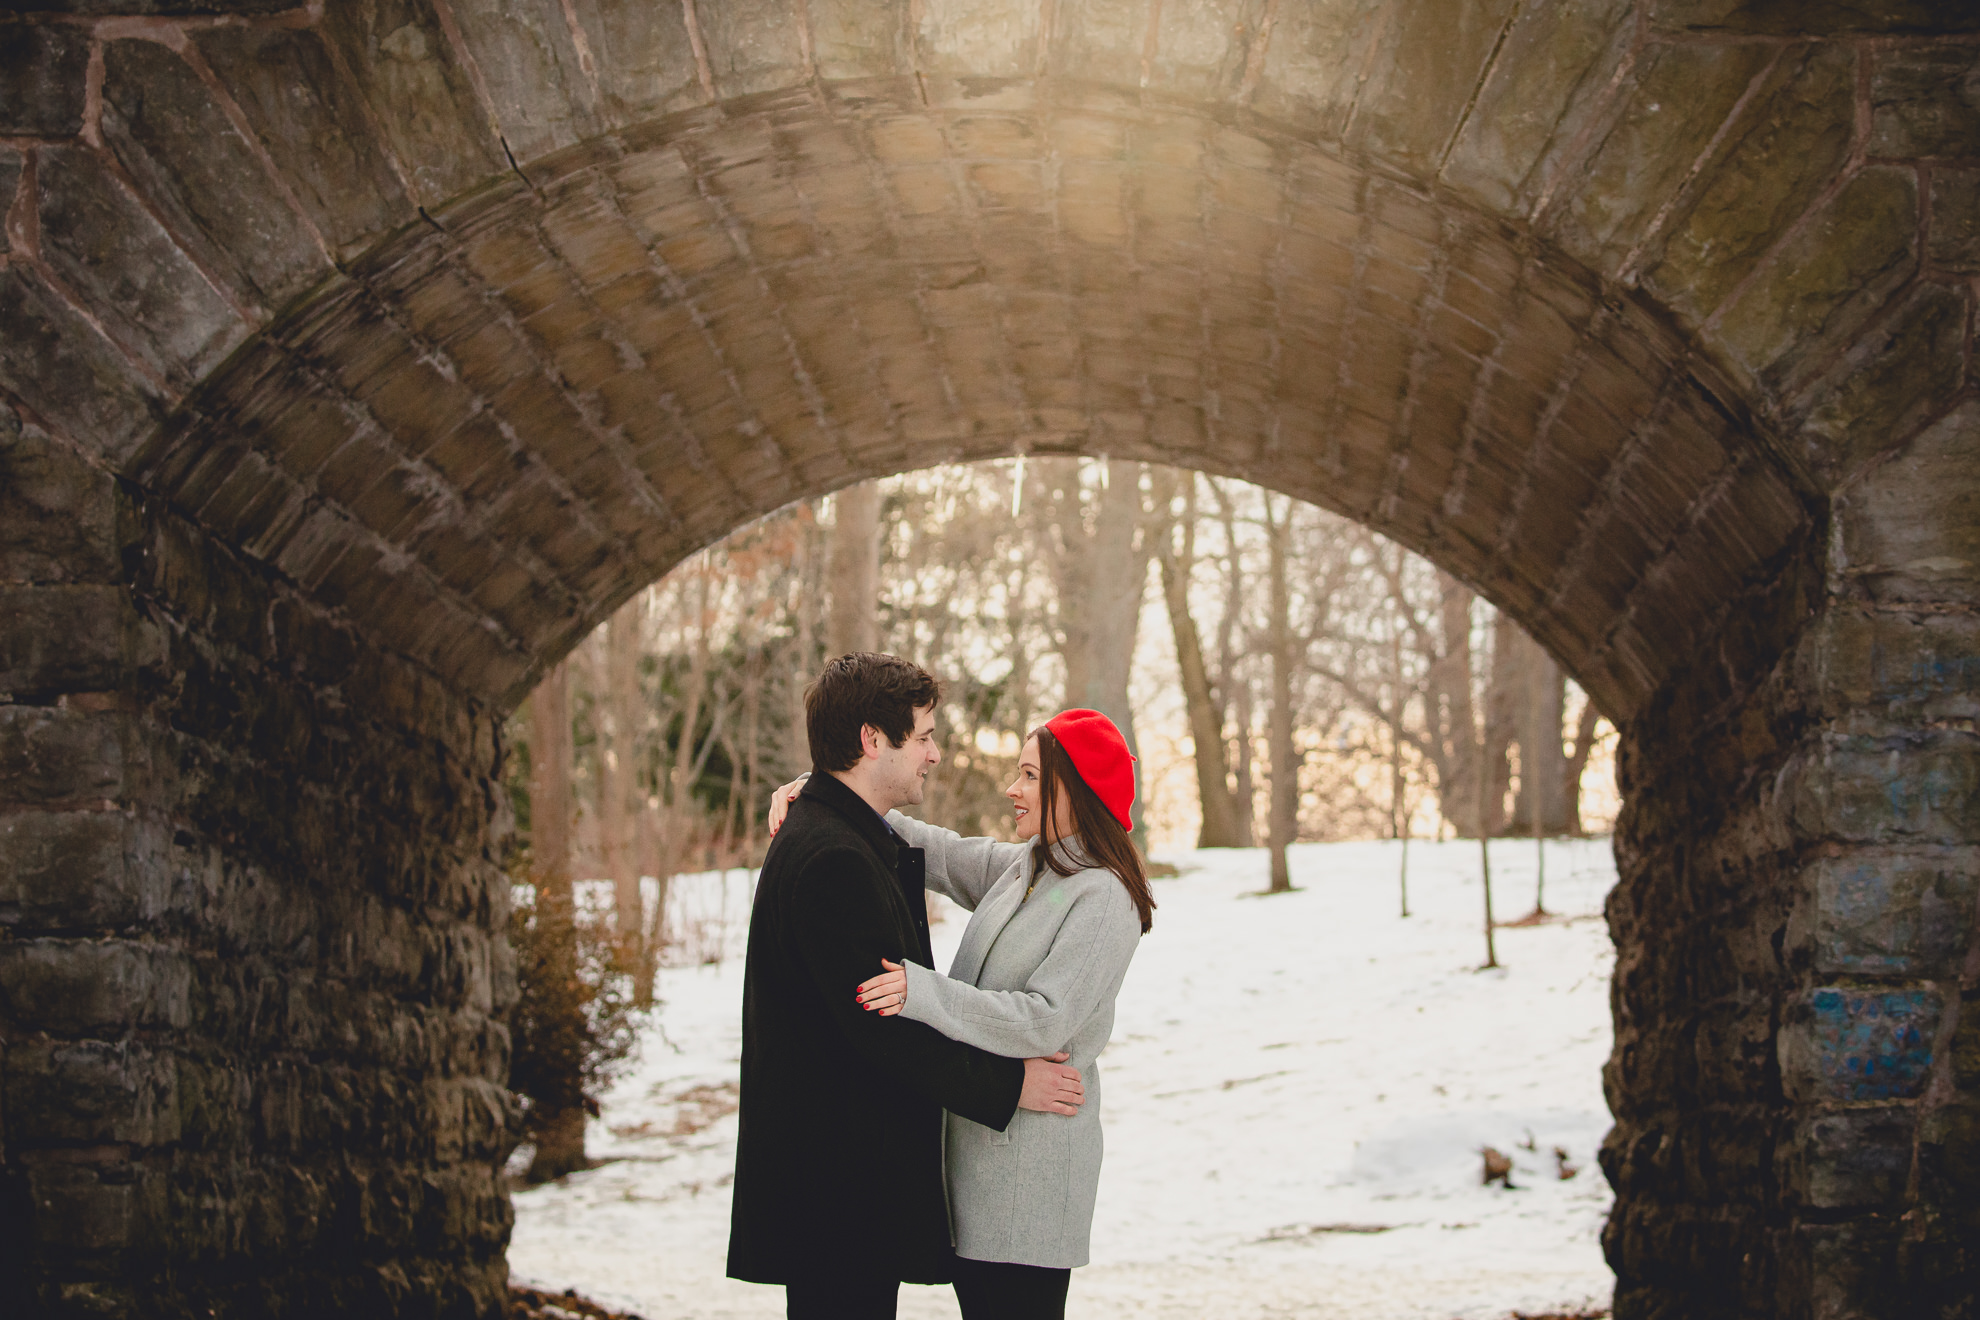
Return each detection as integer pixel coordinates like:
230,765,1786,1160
828,481,882,657
1430,572,1482,839
1150,469,1245,848
1208,480,1257,846
1562,699,1604,835
595,595,650,1000
524,659,586,1180
1523,645,1570,835
1041,458,1152,838
1263,495,1300,894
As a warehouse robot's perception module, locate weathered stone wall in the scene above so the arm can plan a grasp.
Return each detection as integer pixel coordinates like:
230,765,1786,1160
1610,566,1980,1318
0,401,518,1316
1605,266,1980,1320
1,1,1976,1317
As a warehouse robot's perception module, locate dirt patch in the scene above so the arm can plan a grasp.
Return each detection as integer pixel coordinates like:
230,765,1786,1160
666,1081,741,1138
512,1283,646,1319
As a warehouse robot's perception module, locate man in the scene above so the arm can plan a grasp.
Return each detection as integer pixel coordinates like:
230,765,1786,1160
728,653,1086,1318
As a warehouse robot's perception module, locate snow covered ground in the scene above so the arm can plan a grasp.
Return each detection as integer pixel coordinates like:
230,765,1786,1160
508,837,1620,1319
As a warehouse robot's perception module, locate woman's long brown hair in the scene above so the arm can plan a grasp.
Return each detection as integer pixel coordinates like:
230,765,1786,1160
1032,726,1156,933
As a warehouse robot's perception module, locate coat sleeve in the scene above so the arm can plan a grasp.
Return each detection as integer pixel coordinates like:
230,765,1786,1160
884,810,1026,911
896,874,1142,1058
787,846,1024,1130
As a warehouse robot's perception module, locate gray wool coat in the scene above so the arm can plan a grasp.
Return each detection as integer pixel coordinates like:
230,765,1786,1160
883,811,1144,1269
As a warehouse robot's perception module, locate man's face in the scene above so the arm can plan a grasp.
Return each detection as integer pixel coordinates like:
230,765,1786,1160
867,704,941,811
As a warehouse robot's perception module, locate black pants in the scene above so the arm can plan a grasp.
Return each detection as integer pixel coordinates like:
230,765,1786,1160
785,1275,899,1320
952,1256,1071,1320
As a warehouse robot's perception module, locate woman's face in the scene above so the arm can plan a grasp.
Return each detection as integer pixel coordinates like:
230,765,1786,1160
1005,736,1069,842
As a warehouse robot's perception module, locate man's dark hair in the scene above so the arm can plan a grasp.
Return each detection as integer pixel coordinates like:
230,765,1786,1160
805,653,943,772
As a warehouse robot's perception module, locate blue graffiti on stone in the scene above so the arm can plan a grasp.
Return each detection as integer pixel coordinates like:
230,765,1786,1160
1807,988,1935,1101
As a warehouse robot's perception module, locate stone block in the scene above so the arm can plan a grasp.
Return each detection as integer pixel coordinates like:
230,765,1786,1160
3,1039,180,1147
1908,1098,1980,1277
189,27,411,260
1954,993,1980,1092
267,596,359,688
1929,169,1980,274
0,149,18,253
1787,733,1980,845
1839,400,1980,605
698,0,810,98
807,0,910,81
0,585,135,699
0,706,131,805
1656,2,1980,35
0,810,170,931
98,38,329,313
0,268,164,466
1346,0,1524,172
1796,283,1967,487
0,940,191,1034
1141,0,1265,99
0,21,90,136
1441,0,1635,213
1714,167,1917,391
1803,1217,1904,1320
1551,41,1777,273
0,413,121,585
35,145,246,395
1791,1106,1916,1209
440,0,600,164
1647,44,1856,324
1253,0,1390,138
565,0,703,122
23,1155,154,1254
1792,850,1978,978
1871,46,1980,158
318,0,509,207
1047,0,1149,86
1781,984,1942,1103
170,1057,250,1156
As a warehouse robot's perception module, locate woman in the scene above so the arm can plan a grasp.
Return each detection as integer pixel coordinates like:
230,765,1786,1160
768,708,1154,1320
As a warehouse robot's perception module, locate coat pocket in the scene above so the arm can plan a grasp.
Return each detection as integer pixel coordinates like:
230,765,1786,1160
955,1112,1012,1147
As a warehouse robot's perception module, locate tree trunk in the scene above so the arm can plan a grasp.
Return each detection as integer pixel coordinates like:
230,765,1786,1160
600,597,646,996
529,1106,587,1186
1210,482,1255,848
740,641,763,859
633,796,665,1005
1431,573,1479,838
1483,613,1520,837
1562,699,1602,836
1153,472,1244,848
827,481,882,656
524,659,586,1181
1005,564,1034,739
1475,657,1499,968
1264,497,1299,893
529,660,575,896
1388,630,1407,842
1523,642,1569,835
1045,459,1150,837
1231,671,1257,847
1088,462,1152,838
789,510,820,771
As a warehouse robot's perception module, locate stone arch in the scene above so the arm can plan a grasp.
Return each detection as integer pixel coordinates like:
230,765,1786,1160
134,91,1806,724
0,4,1973,1318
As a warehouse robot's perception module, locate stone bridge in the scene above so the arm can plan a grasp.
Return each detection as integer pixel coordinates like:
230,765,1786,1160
0,1,1974,1316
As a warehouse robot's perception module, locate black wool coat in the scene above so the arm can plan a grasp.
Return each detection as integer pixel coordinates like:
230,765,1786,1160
726,772,1026,1286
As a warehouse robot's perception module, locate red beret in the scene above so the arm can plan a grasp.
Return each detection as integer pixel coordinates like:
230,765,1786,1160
1044,708,1136,832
